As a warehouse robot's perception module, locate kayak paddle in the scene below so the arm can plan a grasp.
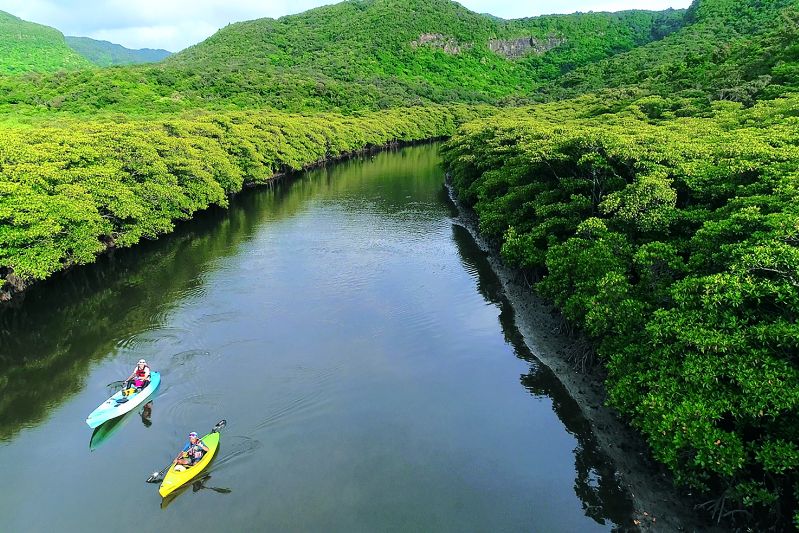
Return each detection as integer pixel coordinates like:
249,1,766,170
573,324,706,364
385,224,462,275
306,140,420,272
146,463,171,484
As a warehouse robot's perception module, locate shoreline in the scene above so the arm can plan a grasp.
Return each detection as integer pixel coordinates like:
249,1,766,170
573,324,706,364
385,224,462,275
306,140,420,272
0,137,445,305
444,179,714,533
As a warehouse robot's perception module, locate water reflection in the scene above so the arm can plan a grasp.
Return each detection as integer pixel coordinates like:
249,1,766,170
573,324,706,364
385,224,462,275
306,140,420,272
0,143,635,531
160,473,232,510
450,223,635,528
0,179,307,442
142,400,153,427
90,400,156,450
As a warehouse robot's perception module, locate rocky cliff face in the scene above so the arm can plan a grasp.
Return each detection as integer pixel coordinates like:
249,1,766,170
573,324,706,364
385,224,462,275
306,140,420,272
410,33,471,55
489,36,565,59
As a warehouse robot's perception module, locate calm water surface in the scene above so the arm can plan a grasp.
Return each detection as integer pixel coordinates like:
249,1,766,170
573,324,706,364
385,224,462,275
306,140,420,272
0,144,633,531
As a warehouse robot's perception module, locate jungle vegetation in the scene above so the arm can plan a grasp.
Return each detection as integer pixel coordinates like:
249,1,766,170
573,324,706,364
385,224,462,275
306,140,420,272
0,0,797,527
443,93,799,530
442,0,799,526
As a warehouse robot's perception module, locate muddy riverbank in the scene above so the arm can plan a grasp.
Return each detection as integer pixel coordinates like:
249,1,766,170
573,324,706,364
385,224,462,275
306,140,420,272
445,180,716,533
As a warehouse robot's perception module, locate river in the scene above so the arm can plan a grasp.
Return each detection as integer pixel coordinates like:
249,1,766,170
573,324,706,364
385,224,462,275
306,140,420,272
0,143,634,531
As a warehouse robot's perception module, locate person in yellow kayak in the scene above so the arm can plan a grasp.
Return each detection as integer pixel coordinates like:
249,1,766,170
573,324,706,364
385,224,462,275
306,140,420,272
124,359,151,392
174,432,209,472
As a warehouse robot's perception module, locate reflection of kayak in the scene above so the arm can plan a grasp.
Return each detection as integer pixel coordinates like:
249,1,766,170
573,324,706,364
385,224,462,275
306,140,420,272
86,372,161,428
89,397,156,450
159,432,220,498
90,409,134,450
159,476,195,509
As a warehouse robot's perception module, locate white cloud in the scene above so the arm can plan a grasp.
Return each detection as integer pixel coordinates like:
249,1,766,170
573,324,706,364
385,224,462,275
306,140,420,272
458,0,691,18
88,23,216,52
0,0,693,52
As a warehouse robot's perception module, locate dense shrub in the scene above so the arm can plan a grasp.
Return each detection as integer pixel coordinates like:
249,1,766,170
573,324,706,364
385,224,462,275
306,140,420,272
0,104,488,293
442,95,799,528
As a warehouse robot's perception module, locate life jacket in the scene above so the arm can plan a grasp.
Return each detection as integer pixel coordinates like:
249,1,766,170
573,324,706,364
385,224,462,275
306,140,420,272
185,441,205,462
135,365,149,378
191,442,205,460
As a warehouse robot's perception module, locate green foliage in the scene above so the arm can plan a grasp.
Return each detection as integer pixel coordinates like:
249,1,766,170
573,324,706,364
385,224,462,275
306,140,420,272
65,37,171,67
544,0,799,106
0,10,91,73
0,104,485,288
443,94,799,528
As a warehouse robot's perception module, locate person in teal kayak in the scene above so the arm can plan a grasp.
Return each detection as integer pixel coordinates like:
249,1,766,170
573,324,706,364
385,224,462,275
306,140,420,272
125,359,151,392
174,432,209,471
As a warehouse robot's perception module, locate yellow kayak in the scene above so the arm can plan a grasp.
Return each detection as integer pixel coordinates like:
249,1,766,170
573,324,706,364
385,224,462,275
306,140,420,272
159,431,220,498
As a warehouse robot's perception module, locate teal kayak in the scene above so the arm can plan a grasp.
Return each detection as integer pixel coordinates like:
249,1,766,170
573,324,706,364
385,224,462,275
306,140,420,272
85,371,160,428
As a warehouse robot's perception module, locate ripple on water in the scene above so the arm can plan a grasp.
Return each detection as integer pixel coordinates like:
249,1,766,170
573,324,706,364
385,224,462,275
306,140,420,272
167,349,221,380
145,326,193,350
198,311,241,325
252,388,327,433
251,363,341,432
207,435,263,472
162,391,225,429
115,332,158,351
175,281,208,302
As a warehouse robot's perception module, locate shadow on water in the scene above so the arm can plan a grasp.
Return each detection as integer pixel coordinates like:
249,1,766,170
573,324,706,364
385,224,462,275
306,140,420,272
450,222,635,529
160,470,231,510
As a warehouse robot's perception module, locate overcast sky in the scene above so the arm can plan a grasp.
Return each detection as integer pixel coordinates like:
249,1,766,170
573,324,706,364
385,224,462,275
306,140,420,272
0,0,692,52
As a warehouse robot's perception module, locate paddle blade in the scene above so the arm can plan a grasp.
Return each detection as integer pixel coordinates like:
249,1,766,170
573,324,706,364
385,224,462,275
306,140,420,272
146,463,171,483
212,419,227,433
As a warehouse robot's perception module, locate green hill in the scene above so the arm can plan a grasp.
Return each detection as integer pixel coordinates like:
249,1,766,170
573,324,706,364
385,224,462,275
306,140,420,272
0,0,685,114
543,0,799,104
0,10,91,73
65,36,171,66
167,0,685,104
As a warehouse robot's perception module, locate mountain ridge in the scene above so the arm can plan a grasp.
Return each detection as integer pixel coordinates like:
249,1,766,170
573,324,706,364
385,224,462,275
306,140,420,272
0,0,687,113
65,36,172,66
0,9,91,73
541,0,799,104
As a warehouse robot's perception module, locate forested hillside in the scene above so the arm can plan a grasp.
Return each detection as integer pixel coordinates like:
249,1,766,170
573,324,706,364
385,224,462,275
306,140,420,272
168,0,684,103
0,10,91,73
544,0,799,105
0,0,684,114
65,36,171,66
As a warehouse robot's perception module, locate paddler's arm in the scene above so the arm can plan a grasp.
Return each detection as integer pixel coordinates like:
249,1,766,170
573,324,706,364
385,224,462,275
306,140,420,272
175,443,190,461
